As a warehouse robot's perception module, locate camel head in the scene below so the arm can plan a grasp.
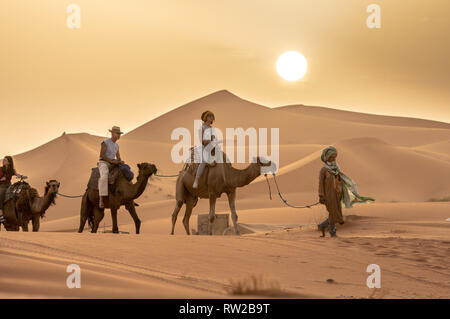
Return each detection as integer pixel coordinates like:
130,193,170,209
45,180,60,205
45,180,60,194
253,157,276,175
255,157,272,167
137,162,157,177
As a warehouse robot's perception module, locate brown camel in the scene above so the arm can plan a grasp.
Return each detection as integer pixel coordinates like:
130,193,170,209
78,162,157,234
2,180,60,232
170,153,272,236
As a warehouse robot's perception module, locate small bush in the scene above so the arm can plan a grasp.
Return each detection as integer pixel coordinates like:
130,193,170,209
226,274,289,297
427,196,450,202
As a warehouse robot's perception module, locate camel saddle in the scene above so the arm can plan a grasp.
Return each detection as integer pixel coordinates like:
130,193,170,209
4,181,31,204
87,166,121,191
183,147,218,176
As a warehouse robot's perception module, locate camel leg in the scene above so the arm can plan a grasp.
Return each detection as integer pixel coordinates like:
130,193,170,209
125,202,141,234
22,217,29,232
17,211,23,227
110,207,119,234
208,194,217,235
170,200,183,235
4,222,19,231
78,215,87,233
32,215,40,232
91,207,104,233
171,176,186,235
78,193,89,233
227,190,241,236
182,197,196,235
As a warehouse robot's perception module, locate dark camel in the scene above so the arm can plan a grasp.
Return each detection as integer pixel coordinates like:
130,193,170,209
171,154,272,236
78,162,157,234
2,180,60,232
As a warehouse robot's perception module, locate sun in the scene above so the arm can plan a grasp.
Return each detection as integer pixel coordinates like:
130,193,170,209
276,51,307,81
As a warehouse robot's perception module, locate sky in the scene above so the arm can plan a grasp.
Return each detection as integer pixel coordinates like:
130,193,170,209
1,0,449,155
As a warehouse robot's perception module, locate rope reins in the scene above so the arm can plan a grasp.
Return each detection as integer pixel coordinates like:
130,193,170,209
264,174,272,200
154,173,179,178
54,170,319,211
55,172,180,199
57,192,84,198
265,173,320,209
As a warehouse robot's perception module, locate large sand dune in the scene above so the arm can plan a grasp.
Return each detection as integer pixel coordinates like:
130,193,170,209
1,90,449,298
1,202,449,298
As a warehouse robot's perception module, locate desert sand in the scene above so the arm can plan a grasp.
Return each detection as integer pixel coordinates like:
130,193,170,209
1,90,449,298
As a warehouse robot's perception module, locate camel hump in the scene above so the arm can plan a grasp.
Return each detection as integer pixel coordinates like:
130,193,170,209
16,186,39,210
87,166,121,190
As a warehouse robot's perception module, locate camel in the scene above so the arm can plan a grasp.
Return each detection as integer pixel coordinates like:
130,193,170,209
170,152,272,236
78,162,157,234
2,180,60,232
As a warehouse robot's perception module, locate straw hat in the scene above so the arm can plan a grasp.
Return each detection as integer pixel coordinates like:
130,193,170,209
109,126,124,135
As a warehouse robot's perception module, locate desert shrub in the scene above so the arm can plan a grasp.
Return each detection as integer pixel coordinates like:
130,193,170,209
226,274,288,297
427,196,450,202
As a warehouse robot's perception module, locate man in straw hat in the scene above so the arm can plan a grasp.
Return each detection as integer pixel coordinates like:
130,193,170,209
98,126,124,208
318,146,375,237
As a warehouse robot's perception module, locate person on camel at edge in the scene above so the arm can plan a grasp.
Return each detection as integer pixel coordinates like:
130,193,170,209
98,126,124,209
0,156,26,224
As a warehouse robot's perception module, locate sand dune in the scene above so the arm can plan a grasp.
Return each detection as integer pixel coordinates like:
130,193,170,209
1,90,449,298
1,202,449,298
277,104,450,129
124,90,450,147
244,136,450,203
413,140,450,162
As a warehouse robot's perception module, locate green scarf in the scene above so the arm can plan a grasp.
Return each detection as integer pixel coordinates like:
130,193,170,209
321,146,375,208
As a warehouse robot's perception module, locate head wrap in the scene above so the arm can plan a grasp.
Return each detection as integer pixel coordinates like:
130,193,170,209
321,146,337,163
201,110,215,122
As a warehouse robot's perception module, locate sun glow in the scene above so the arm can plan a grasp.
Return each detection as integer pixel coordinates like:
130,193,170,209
276,51,307,81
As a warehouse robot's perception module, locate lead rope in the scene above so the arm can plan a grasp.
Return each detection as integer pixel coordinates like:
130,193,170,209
264,174,272,200
56,192,84,198
55,172,181,200
154,173,179,178
269,173,320,209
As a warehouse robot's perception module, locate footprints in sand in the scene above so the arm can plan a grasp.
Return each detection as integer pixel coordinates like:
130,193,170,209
254,222,449,281
322,234,449,279
375,249,401,257
351,237,449,271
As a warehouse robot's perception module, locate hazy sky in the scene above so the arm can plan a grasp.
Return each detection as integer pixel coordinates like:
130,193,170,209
1,0,449,155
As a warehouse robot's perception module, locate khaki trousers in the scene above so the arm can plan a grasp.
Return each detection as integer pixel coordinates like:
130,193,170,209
98,160,112,197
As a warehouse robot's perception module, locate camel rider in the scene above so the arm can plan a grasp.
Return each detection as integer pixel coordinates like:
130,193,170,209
193,110,216,189
98,126,124,208
0,156,26,223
